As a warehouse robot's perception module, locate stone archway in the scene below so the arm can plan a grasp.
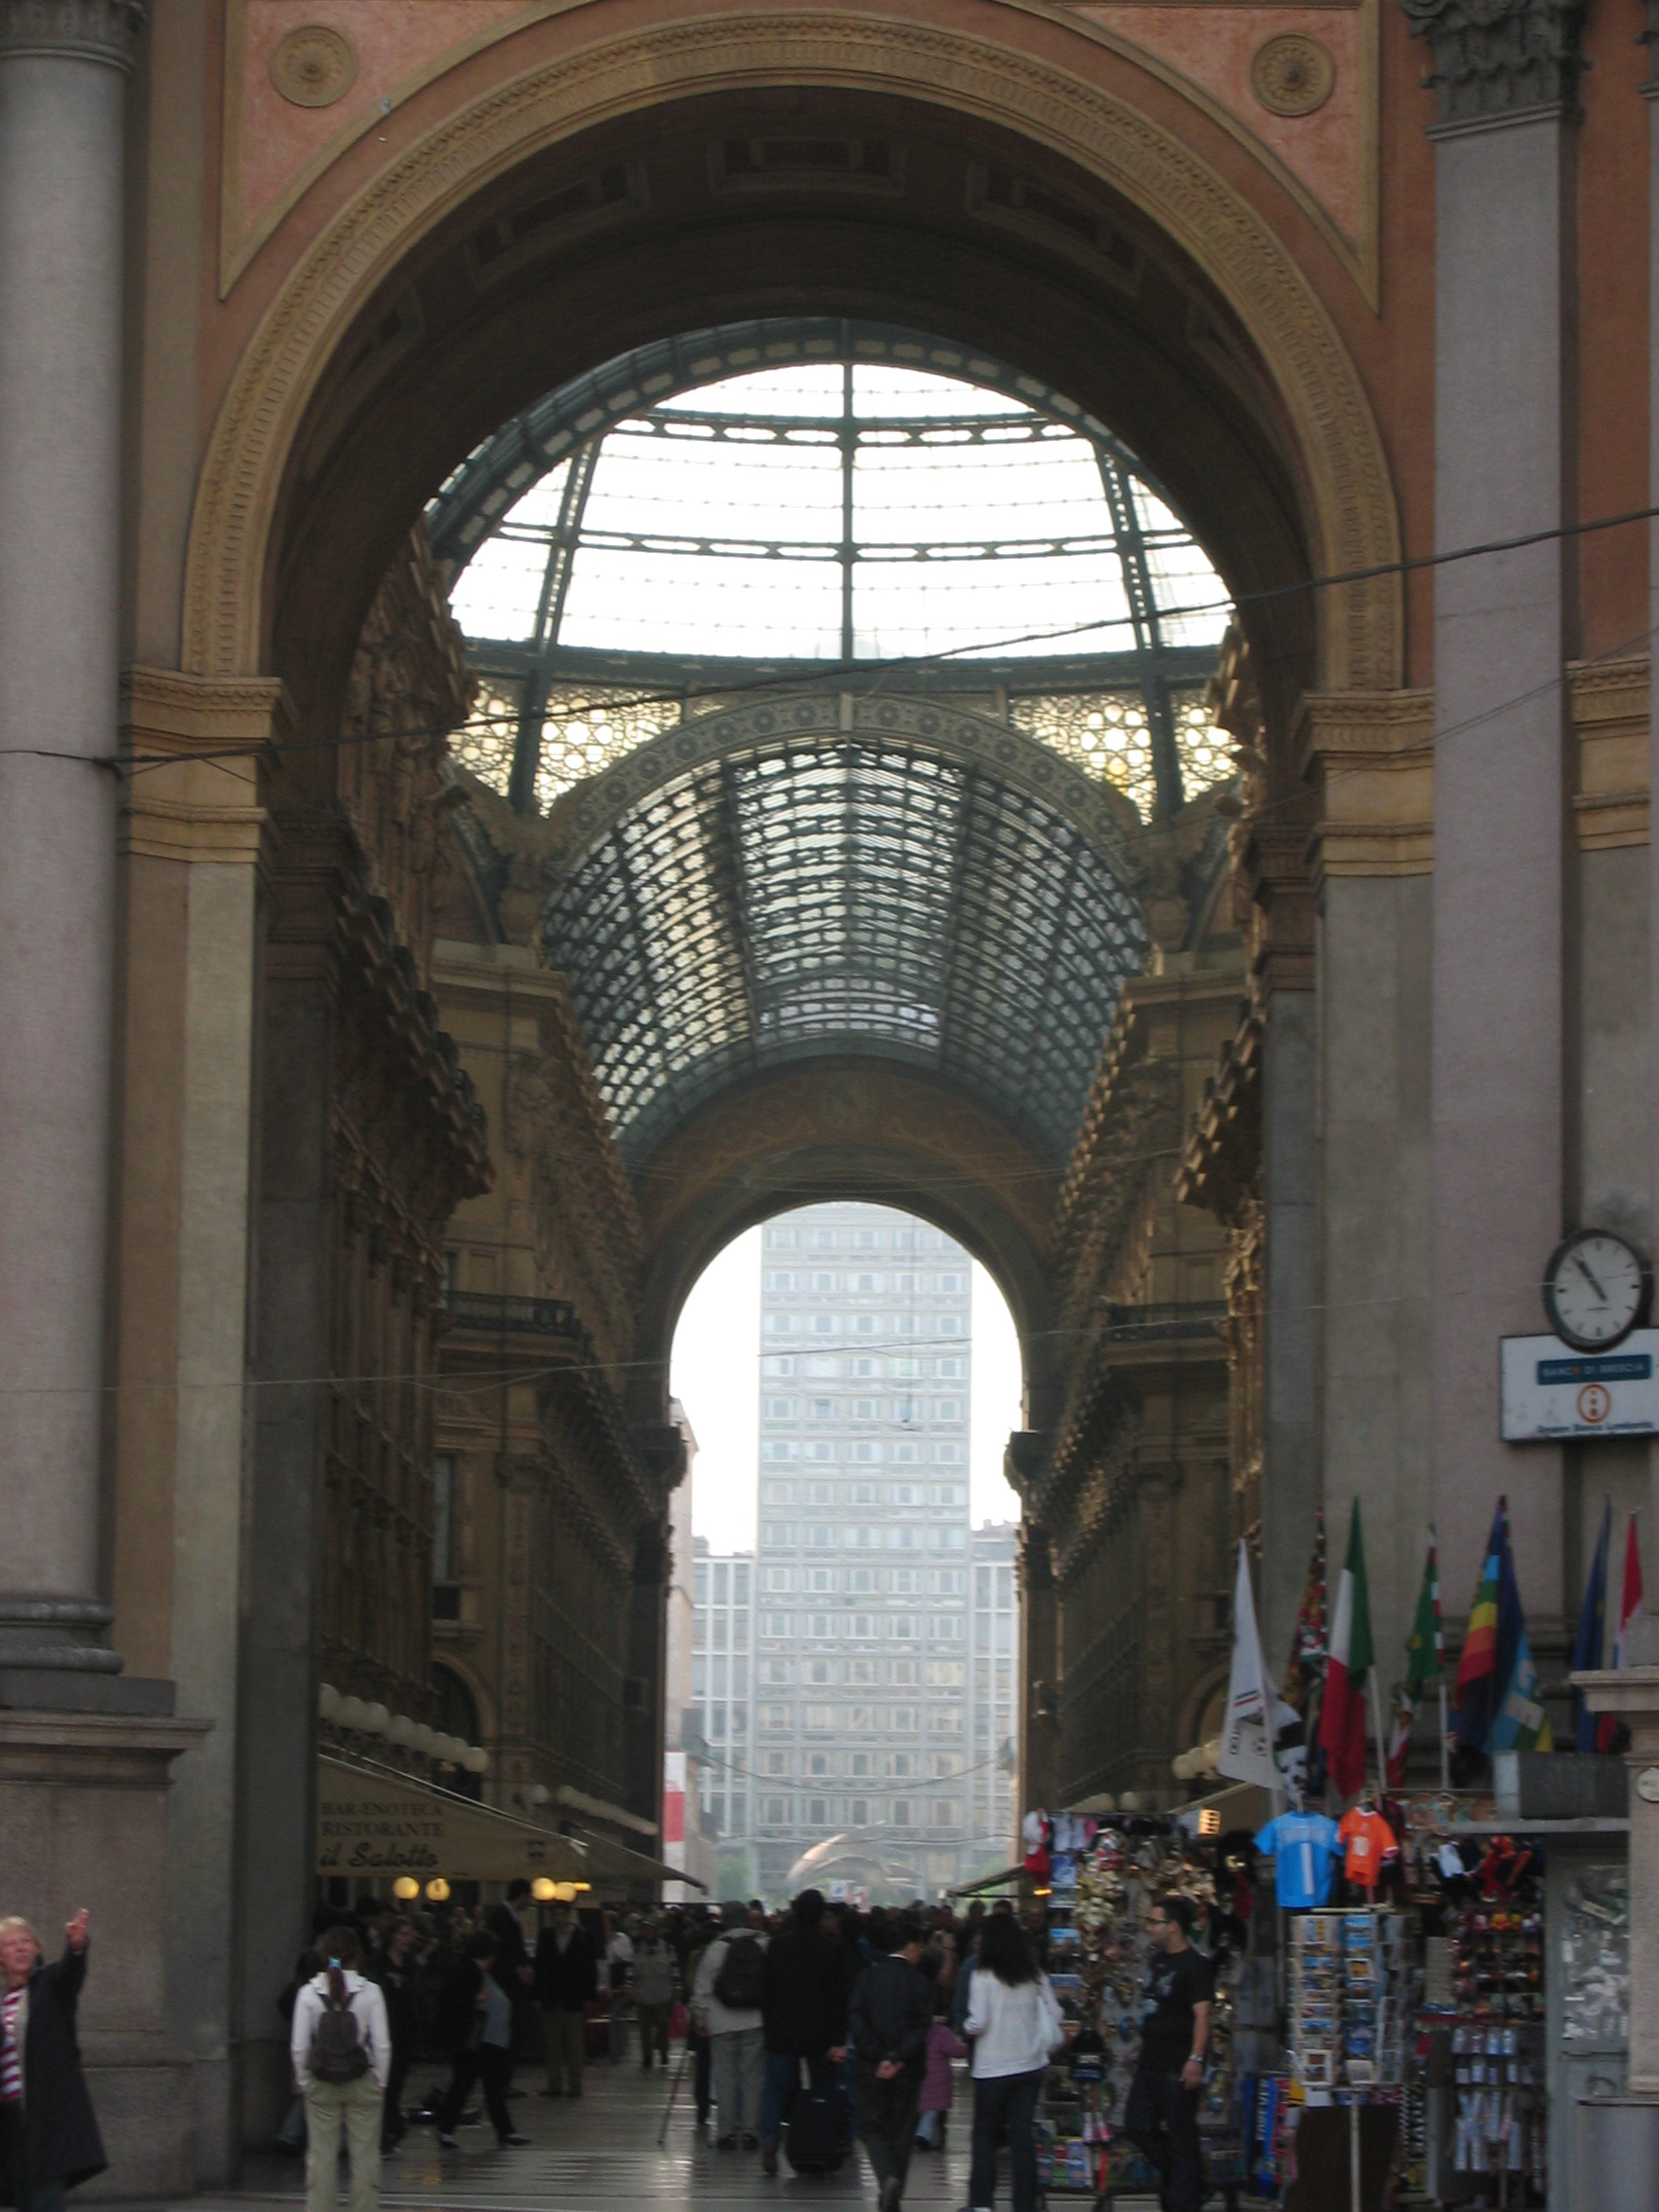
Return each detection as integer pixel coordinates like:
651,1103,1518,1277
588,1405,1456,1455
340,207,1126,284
182,10,1401,699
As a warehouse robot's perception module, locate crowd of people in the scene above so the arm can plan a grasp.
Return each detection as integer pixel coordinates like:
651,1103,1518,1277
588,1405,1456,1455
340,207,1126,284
0,1886,1212,2212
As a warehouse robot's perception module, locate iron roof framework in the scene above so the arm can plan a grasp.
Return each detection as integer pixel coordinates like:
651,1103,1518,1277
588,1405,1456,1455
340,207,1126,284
435,321,1226,820
435,323,1235,1167
540,730,1148,1169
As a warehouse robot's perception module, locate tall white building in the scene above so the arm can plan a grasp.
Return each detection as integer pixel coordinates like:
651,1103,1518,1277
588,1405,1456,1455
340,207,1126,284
967,1523,1020,1873
690,1538,756,1891
743,1200,976,1899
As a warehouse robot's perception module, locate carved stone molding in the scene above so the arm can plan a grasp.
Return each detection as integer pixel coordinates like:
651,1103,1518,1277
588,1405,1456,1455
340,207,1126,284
0,0,143,68
182,12,1402,694
119,666,288,866
1296,687,1435,886
1398,0,1585,125
1567,655,1649,850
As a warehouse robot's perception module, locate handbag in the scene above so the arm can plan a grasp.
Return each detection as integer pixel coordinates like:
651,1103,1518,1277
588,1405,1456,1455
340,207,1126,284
669,2001,689,2040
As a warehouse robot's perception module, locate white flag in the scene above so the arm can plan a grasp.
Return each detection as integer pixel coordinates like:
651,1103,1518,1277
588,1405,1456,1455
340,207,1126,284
1218,1541,1276,1788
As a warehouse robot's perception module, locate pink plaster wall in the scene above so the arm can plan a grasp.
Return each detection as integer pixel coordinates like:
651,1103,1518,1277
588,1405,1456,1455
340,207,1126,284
1072,3,1363,245
235,1,534,246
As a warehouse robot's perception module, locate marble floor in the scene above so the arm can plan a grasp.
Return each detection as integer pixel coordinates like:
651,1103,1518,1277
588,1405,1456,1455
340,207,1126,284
150,2052,1144,2212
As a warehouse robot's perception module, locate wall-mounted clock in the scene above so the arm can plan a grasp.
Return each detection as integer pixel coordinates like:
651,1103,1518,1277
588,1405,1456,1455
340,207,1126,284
1542,1230,1651,1352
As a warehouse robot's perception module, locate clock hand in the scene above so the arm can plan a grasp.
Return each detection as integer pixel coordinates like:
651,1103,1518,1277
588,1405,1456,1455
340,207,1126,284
1573,1255,1609,1303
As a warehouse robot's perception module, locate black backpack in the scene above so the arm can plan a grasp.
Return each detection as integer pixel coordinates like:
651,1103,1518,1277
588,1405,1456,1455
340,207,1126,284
310,1992,370,2083
713,1933,766,2009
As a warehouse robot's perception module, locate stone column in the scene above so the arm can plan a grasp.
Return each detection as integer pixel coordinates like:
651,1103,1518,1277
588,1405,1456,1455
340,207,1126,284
1247,825,1319,1670
1015,1517,1058,1812
0,0,145,1676
1400,0,1582,1611
1647,20,1659,1567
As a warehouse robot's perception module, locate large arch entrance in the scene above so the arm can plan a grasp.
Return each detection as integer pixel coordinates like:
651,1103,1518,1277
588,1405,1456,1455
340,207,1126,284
105,21,1404,2176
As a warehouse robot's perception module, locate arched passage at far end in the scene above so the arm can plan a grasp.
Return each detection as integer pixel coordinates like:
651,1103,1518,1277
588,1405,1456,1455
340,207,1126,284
631,1060,1062,1439
183,6,1403,719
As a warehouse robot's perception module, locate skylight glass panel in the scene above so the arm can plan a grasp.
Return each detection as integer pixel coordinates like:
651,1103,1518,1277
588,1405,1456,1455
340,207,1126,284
450,528,552,641
1144,538,1228,648
852,366,1020,418
853,432,1106,545
581,426,842,543
559,546,842,657
853,551,1132,662
661,364,847,414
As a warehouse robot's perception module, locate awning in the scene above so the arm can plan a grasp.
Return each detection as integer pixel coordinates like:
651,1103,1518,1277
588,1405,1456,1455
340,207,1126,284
571,1825,706,1892
317,1754,587,1882
947,1863,1030,1898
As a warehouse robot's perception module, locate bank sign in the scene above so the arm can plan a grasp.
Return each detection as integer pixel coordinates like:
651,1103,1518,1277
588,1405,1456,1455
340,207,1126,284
1500,1332,1659,1440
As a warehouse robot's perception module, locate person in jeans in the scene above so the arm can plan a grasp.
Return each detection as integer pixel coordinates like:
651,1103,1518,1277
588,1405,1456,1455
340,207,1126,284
534,1904,598,2097
433,1933,530,2151
847,1912,934,2212
1122,1897,1213,2212
963,1914,1064,2212
692,1902,767,2148
757,1890,849,2174
0,1909,105,2212
289,1924,391,2212
631,1921,676,2070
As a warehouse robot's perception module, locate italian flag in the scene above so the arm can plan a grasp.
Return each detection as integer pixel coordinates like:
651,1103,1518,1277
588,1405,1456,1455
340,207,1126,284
1318,1499,1375,1799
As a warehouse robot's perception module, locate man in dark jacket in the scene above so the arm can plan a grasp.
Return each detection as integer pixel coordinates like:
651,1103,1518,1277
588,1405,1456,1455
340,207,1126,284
757,1890,850,2174
533,1905,598,2097
847,1914,933,2212
0,1908,106,2212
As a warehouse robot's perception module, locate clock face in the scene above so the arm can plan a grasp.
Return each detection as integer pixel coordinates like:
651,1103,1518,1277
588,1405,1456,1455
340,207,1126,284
1543,1231,1649,1351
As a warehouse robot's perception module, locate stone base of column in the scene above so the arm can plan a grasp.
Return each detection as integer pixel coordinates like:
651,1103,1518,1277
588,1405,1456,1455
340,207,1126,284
0,1710,208,2200
0,1670,175,1714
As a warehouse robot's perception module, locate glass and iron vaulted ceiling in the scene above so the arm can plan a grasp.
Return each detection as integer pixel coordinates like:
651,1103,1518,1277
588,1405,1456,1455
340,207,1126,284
438,323,1233,823
436,323,1235,1167
540,731,1148,1169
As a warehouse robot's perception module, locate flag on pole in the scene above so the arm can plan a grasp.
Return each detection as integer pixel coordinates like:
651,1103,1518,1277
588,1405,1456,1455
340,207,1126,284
1218,1539,1277,1791
1218,1540,1308,1797
1453,1497,1554,1758
1280,1511,1327,1788
1386,1532,1443,1786
1318,1500,1375,1799
1598,1514,1645,1750
1572,1502,1611,1752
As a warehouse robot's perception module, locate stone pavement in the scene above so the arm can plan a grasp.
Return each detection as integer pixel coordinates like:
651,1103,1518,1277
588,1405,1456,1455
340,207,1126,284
157,2050,995,2212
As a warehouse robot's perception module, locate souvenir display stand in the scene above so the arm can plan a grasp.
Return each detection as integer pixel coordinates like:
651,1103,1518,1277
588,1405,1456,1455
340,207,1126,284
1023,1809,1246,2208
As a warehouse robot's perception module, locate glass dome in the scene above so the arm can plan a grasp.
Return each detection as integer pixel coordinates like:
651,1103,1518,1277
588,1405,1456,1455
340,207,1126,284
439,326,1234,821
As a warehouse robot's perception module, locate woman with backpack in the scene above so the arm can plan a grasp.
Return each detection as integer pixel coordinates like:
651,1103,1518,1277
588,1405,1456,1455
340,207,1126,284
962,1915,1065,2212
289,1925,390,2212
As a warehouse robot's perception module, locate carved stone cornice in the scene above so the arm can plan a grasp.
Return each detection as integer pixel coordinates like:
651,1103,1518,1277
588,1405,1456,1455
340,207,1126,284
1398,0,1585,126
1175,1001,1262,1229
1567,655,1648,850
0,0,144,68
120,666,286,867
1296,688,1435,889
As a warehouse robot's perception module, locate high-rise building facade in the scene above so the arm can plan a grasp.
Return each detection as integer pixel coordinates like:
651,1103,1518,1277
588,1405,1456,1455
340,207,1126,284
689,1538,756,1890
745,1200,976,1899
966,1524,1020,1873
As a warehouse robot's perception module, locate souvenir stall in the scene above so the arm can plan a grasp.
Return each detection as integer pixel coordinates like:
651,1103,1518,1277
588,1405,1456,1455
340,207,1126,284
1232,1788,1629,2210
1021,1808,1248,2206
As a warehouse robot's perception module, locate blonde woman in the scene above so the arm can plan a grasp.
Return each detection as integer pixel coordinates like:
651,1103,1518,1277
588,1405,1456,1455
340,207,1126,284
289,1925,390,2212
0,1909,105,2212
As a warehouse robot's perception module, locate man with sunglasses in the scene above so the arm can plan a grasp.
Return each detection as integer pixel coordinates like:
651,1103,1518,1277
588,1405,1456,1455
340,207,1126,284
1123,1896,1212,2212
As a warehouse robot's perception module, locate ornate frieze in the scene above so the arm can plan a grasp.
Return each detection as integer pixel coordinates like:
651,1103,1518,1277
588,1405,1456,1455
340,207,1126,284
0,0,144,68
1397,0,1585,124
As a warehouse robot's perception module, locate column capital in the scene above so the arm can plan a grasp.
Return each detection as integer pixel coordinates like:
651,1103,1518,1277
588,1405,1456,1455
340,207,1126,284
1398,0,1584,127
0,0,145,70
119,665,287,866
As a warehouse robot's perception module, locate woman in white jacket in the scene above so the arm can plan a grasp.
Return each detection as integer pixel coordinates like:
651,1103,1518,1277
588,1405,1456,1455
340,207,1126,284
963,1915,1064,2212
289,1925,391,2212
